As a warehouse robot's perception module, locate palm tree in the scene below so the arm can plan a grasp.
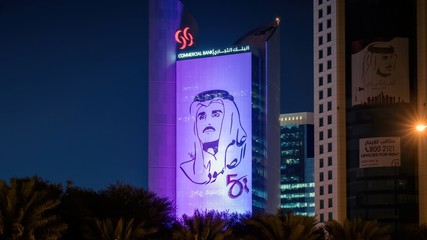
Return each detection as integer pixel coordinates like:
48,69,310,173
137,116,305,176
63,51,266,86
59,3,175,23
0,176,67,240
323,218,391,240
243,209,323,240
173,209,232,240
83,217,157,240
242,209,323,240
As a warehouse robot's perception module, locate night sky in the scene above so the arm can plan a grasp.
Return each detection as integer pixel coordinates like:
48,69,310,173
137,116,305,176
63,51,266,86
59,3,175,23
0,0,312,190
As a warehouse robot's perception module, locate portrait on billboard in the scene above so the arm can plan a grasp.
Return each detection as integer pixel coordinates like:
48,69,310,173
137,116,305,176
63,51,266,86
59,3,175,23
351,38,409,106
176,52,252,216
180,90,247,185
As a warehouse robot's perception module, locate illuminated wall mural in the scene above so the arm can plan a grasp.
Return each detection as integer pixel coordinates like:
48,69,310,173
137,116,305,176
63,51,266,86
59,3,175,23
176,52,253,217
351,38,409,106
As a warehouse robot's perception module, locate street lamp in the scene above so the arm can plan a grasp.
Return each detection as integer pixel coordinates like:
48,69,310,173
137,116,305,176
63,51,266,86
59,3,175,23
416,124,427,132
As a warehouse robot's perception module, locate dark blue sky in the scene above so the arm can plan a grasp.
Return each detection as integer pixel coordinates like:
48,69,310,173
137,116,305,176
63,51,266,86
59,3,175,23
0,0,312,190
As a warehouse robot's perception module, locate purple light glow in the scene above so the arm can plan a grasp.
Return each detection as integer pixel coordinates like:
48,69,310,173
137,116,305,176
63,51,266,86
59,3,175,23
176,52,253,217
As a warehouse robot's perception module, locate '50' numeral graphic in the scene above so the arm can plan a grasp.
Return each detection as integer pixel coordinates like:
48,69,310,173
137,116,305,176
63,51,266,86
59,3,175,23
226,174,249,199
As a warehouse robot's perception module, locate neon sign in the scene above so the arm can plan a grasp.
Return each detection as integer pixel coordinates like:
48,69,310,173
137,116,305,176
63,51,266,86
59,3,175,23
177,45,250,59
175,27,194,50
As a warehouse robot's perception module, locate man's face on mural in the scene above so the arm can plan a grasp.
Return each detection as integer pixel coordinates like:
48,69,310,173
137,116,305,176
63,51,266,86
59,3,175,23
376,53,396,76
196,102,224,144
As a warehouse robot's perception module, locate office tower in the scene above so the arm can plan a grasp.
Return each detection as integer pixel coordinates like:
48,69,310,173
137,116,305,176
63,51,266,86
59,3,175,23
149,0,280,215
313,0,427,228
280,112,315,216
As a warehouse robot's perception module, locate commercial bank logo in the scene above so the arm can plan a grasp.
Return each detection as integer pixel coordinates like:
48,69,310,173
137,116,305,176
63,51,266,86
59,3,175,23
175,27,194,50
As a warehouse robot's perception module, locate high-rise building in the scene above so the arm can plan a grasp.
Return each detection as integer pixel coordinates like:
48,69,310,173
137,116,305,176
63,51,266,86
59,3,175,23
280,112,315,216
313,0,427,229
149,0,280,216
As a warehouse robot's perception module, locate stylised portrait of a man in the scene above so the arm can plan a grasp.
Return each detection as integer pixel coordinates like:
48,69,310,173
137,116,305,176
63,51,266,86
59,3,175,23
352,39,409,106
180,89,247,185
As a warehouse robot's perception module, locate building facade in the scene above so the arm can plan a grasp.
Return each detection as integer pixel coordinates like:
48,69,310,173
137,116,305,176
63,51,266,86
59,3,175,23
313,0,427,228
149,0,281,216
280,112,315,216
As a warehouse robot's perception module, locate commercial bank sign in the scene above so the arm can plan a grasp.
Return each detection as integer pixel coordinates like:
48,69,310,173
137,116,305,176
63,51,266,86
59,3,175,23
176,52,253,217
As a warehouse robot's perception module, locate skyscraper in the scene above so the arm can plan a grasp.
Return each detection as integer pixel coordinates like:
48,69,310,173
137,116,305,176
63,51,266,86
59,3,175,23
280,112,315,216
313,0,427,228
149,0,281,215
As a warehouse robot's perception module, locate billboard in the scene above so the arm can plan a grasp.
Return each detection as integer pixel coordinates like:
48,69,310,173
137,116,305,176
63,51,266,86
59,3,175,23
351,38,409,106
359,137,401,168
176,52,253,216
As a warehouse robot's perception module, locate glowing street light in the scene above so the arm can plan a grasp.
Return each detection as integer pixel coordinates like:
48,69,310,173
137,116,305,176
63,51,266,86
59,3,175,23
417,124,427,132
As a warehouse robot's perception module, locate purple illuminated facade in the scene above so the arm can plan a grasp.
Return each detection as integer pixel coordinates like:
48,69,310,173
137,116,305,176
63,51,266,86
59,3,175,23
149,0,280,216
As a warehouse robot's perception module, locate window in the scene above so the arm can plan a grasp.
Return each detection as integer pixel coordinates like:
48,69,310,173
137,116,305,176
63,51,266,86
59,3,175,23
319,145,324,154
319,36,323,46
320,158,324,168
319,77,324,86
328,184,333,194
320,199,324,209
328,156,332,166
318,23,323,32
319,0,323,5
328,198,333,208
327,60,332,69
327,32,331,42
320,172,324,181
327,46,332,56
327,101,332,111
327,5,331,14
327,19,331,28
327,74,332,83
328,212,333,220
328,170,332,180
319,63,323,73
327,115,332,124
328,142,332,152
318,9,323,18
327,88,332,97
320,214,325,222
319,131,324,141
319,104,324,113
320,186,324,195
328,129,332,138
319,49,323,59
319,90,324,99
319,118,324,127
